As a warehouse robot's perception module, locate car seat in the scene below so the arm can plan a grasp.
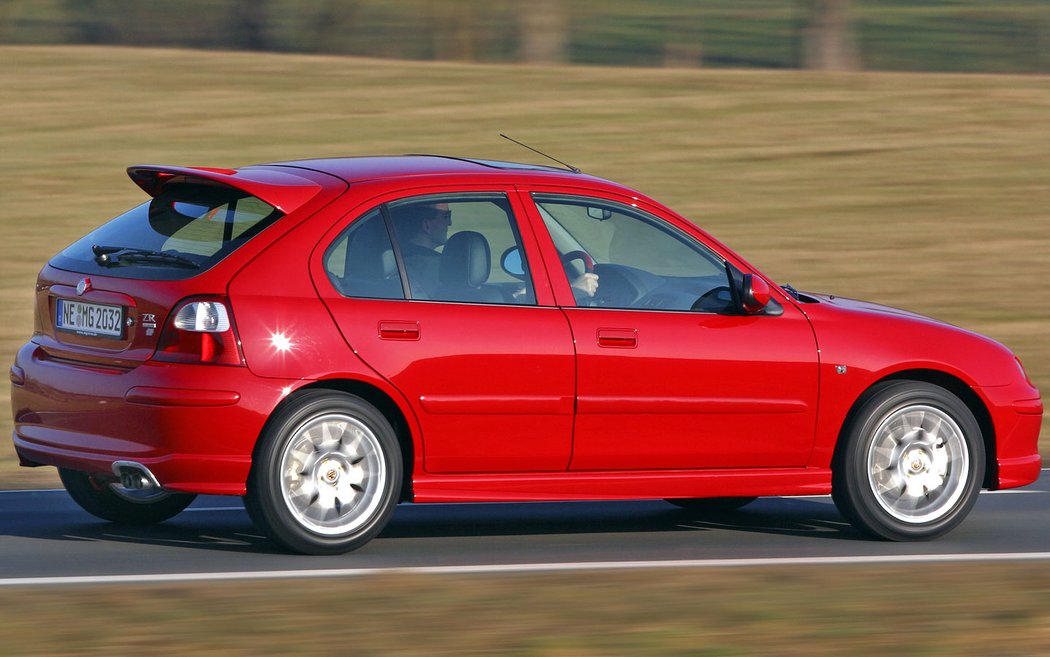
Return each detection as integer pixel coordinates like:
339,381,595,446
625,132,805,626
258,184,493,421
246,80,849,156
437,231,503,303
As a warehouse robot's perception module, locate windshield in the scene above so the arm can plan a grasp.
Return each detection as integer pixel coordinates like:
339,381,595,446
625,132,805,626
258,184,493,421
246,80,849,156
51,183,283,280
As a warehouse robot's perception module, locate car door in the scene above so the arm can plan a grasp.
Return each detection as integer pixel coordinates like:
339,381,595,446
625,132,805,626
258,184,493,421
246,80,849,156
315,190,575,474
522,192,820,471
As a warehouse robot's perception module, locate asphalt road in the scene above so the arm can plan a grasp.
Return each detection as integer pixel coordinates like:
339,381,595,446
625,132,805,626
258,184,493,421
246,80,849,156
1,470,1047,585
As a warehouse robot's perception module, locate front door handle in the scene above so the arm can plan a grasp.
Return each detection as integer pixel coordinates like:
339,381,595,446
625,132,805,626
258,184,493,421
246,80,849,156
596,327,637,349
379,321,420,341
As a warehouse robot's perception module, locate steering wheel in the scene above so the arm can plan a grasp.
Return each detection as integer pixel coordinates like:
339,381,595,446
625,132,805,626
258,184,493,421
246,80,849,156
560,250,595,274
560,250,598,306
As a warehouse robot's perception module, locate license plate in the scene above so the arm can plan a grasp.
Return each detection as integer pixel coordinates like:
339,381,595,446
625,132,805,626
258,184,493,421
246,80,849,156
56,298,125,339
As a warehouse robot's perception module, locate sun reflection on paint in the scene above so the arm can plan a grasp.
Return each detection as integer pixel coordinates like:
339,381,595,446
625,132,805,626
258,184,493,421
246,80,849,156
270,331,294,353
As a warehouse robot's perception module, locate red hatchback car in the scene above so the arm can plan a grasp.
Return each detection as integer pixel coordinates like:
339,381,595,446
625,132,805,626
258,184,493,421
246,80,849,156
10,156,1043,554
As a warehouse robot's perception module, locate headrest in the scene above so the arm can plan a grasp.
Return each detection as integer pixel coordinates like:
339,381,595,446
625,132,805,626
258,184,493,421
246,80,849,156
440,231,490,288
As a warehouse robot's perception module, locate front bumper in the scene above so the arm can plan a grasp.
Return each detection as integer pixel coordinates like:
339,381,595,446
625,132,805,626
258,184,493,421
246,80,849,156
977,383,1043,489
10,342,302,495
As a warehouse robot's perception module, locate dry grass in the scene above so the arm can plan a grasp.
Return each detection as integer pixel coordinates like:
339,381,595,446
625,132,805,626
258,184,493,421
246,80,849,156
1,45,1047,489
1,564,1049,655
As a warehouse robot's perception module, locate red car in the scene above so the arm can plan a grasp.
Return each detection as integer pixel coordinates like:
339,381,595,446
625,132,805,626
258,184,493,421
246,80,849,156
9,156,1043,554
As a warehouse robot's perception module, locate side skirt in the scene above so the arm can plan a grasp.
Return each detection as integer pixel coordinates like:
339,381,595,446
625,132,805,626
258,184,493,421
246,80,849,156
412,467,832,503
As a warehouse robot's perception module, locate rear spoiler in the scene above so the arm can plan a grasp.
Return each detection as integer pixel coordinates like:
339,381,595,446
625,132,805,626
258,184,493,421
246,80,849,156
127,165,323,214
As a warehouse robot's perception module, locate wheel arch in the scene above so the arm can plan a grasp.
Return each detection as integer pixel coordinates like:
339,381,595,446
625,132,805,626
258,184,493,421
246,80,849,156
253,379,417,502
833,369,997,489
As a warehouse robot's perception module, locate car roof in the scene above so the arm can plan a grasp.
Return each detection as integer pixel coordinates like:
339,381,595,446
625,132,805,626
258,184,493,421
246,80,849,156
260,155,603,186
128,155,645,218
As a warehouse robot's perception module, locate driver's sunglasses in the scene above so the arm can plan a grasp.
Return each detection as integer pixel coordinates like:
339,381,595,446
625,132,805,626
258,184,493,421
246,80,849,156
431,209,452,224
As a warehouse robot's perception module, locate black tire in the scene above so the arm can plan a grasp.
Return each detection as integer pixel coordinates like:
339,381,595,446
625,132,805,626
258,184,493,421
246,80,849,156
246,391,403,555
59,468,196,524
833,381,985,541
665,497,757,512
241,489,266,531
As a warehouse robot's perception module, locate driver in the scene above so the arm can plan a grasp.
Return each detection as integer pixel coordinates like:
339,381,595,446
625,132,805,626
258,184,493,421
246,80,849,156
571,270,598,300
563,253,598,303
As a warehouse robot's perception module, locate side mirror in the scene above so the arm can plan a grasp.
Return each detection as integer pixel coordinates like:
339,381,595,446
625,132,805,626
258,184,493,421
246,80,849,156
741,274,772,314
500,247,526,278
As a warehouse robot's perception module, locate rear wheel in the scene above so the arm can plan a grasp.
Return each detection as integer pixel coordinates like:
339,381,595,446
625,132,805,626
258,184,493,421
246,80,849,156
59,468,196,524
665,497,757,513
246,391,403,555
833,381,985,541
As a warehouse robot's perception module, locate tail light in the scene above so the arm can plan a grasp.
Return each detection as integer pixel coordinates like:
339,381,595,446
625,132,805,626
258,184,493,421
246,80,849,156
153,298,244,365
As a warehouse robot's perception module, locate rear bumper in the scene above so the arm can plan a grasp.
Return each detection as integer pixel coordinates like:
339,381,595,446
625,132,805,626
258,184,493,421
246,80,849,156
10,342,302,495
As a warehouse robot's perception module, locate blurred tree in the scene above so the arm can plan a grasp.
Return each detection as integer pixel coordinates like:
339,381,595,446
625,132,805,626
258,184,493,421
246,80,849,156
2,0,1045,73
232,0,269,51
312,0,360,55
663,11,703,68
429,0,475,61
801,0,860,70
1040,12,1050,73
61,0,114,44
519,0,567,64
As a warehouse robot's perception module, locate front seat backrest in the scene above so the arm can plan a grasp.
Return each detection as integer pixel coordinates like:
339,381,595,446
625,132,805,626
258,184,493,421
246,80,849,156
438,231,502,302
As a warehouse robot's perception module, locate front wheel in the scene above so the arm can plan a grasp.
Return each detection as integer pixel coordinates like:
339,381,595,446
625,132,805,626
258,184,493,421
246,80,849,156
246,391,403,555
59,468,196,524
833,381,985,541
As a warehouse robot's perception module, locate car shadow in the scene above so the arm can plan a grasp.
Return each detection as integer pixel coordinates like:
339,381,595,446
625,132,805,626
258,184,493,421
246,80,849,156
380,497,864,542
3,496,865,557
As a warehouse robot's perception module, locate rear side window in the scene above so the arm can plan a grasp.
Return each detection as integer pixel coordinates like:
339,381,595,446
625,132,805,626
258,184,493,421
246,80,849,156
51,183,283,280
325,193,537,306
324,209,405,300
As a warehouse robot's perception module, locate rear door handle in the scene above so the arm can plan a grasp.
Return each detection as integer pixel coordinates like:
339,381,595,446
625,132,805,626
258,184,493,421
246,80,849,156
596,327,637,349
378,321,420,341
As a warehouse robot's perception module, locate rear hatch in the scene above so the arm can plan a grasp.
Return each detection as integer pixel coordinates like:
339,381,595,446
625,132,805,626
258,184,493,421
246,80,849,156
33,165,330,368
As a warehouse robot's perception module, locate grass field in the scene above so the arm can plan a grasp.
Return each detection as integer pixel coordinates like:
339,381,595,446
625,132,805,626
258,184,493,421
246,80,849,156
1,45,1047,490
2,565,1049,655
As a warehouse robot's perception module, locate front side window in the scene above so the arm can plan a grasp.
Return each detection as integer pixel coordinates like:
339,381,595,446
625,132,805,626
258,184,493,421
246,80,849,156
533,195,732,312
52,182,283,280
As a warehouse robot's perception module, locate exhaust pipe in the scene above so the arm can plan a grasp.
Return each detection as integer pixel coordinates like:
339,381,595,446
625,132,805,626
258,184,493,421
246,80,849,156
111,461,162,491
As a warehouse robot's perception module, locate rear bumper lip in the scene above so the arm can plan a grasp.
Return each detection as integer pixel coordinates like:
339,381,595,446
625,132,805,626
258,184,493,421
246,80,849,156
125,386,241,406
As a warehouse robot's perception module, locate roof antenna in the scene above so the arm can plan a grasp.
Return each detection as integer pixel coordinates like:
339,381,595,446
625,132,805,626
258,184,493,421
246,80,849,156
500,133,581,174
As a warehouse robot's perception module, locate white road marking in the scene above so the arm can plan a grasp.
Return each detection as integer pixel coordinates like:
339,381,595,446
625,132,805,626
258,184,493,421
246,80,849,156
2,552,1050,588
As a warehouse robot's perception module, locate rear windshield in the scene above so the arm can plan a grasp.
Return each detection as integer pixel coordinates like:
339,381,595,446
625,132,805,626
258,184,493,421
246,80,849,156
51,182,283,280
